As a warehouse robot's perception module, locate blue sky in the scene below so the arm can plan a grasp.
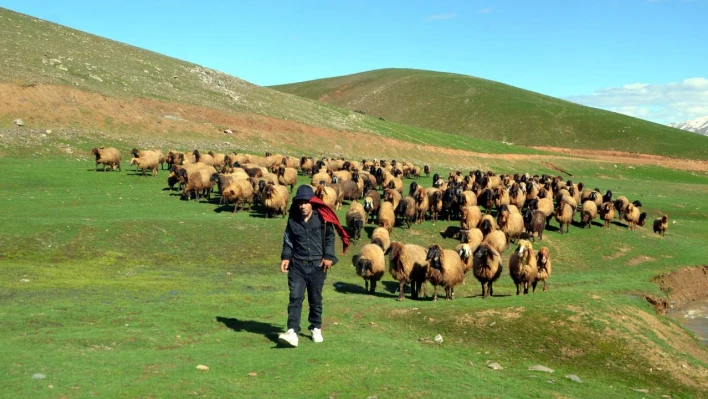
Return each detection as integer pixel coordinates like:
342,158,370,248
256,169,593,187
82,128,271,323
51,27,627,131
2,0,707,124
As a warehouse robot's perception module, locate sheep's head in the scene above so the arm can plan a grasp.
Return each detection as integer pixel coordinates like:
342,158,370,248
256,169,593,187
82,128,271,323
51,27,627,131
209,173,219,182
458,244,472,261
537,247,550,270
479,219,493,236
602,202,614,213
426,245,443,270
263,183,275,198
130,158,138,166
638,212,648,226
498,210,509,225
277,166,285,175
517,240,532,259
131,148,140,158
662,215,669,223
388,242,402,262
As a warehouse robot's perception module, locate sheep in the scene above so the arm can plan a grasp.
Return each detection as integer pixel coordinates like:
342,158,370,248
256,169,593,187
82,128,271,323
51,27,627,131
623,203,643,230
332,179,362,202
482,230,508,254
377,201,396,232
314,184,338,210
461,206,482,230
560,194,578,215
276,166,298,192
455,243,474,278
311,170,332,186
130,155,160,176
494,186,510,209
414,187,429,224
529,198,554,226
580,200,598,228
363,190,381,222
614,196,630,219
261,183,289,218
388,242,429,301
427,188,443,223
533,247,552,292
425,244,466,301
478,214,497,235
300,156,315,175
599,202,615,229
477,188,495,214
208,151,226,169
523,208,546,242
346,201,367,241
509,183,526,209
384,188,402,210
354,244,386,294
370,227,390,253
453,228,484,251
221,179,255,213
442,186,461,220
153,149,166,170
472,243,503,298
424,165,430,177
91,147,122,172
509,240,538,295
192,150,215,167
395,196,417,229
182,168,217,201
555,202,573,234
498,209,525,244
459,190,478,207
653,215,669,236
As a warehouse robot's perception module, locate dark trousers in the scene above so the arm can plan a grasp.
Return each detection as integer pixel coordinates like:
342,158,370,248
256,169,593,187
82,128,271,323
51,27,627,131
287,260,327,333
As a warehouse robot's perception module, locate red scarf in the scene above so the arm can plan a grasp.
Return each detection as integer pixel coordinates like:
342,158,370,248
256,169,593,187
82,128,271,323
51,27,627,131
307,196,350,254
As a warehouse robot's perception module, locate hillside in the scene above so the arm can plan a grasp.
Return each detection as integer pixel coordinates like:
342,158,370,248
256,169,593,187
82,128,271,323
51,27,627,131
272,69,708,160
0,8,541,158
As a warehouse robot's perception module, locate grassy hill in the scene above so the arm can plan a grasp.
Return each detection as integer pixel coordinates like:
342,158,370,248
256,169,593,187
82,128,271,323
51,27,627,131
0,8,540,157
272,69,708,160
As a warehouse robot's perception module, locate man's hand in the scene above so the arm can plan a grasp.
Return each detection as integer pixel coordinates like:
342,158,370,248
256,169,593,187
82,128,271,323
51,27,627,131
280,259,290,273
320,259,333,272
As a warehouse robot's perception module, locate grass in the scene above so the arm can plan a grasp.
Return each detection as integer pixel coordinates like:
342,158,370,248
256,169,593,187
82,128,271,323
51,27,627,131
1,147,707,398
272,68,708,160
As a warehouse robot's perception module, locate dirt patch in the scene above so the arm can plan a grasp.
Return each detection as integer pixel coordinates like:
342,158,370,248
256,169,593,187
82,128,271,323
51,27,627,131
627,255,656,266
653,266,708,308
602,246,631,261
541,162,573,176
534,146,708,172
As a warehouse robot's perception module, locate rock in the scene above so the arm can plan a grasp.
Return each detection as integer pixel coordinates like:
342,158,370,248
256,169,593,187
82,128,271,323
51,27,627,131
14,119,24,126
247,372,257,377
631,388,649,393
31,373,46,379
434,334,443,344
487,362,503,370
45,130,52,134
529,365,554,373
196,365,209,371
565,374,582,383
20,279,30,283
57,65,68,71
224,129,233,135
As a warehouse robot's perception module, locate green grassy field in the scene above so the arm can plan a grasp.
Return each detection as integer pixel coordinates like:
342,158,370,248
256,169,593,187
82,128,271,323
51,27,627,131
2,144,707,398
272,68,708,160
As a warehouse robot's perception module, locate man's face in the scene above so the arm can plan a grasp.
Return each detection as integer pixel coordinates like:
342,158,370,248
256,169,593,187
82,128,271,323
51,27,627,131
297,200,312,219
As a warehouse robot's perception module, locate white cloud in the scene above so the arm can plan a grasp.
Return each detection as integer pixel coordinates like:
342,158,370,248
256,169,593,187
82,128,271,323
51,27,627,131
565,77,708,124
425,13,455,21
477,7,494,14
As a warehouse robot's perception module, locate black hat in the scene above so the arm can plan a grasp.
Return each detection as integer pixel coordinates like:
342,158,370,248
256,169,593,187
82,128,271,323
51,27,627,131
292,185,314,202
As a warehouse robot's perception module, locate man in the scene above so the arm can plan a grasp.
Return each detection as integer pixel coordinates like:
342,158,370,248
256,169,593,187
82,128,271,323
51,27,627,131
278,184,349,347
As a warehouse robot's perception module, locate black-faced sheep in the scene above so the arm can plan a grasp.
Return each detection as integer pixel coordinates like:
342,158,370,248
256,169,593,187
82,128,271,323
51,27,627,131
354,244,386,294
346,201,367,241
523,209,546,242
653,214,669,236
384,188,402,210
529,198,554,226
388,242,429,301
622,203,643,230
378,201,395,233
91,147,122,172
599,202,615,229
453,228,484,252
395,196,416,229
533,247,552,292
425,244,465,301
555,202,574,234
182,168,216,200
370,227,390,253
276,166,298,192
509,240,538,295
208,151,226,169
613,195,630,220
314,183,338,210
300,156,314,175
472,243,503,298
427,188,443,223
262,183,289,218
332,179,362,202
192,149,215,167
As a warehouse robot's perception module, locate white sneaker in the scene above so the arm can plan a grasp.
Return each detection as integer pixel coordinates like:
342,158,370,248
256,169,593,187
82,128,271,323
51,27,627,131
310,328,323,343
278,329,298,347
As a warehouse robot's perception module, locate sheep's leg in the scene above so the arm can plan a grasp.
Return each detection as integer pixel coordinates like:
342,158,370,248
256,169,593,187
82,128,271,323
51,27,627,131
543,280,548,291
532,281,538,293
480,283,486,298
523,282,529,295
369,280,377,295
516,283,521,295
432,284,438,301
445,286,451,301
397,281,406,301
364,279,369,293
489,282,494,297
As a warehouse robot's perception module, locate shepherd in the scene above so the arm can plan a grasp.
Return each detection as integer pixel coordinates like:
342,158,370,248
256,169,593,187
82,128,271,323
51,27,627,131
278,184,349,347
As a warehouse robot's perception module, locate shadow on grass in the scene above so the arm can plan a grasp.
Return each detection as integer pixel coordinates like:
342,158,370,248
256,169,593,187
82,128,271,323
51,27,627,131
332,281,398,299
216,316,281,345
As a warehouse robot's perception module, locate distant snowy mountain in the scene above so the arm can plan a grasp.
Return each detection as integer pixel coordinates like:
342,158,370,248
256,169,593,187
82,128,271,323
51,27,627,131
670,116,708,136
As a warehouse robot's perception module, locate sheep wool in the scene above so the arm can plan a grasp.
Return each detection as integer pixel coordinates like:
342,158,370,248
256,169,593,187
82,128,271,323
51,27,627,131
533,247,552,292
388,242,429,301
472,243,503,298
378,202,395,233
345,201,367,241
653,215,669,236
425,244,465,301
91,147,122,172
370,227,391,253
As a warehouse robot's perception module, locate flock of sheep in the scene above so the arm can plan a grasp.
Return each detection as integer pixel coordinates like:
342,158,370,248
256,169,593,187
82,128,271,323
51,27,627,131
91,147,670,300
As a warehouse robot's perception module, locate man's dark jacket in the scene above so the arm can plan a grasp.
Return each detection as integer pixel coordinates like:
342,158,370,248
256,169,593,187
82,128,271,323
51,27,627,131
281,209,336,264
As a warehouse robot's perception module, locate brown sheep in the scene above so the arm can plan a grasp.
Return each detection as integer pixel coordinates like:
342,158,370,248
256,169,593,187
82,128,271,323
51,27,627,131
384,188,402,212
395,196,416,229
509,183,526,209
498,209,525,244
509,240,538,295
388,242,429,301
459,190,478,207
453,228,484,252
311,170,332,186
472,243,503,298
427,188,444,223
614,196,630,220
208,151,226,169
300,156,314,175
192,150,215,167
91,147,122,172
455,243,475,282
346,201,367,241
555,202,574,234
354,244,386,294
182,168,216,201
262,183,289,218
580,201,598,228
482,230,508,254
314,184,338,210
461,206,482,230
523,209,546,242
414,187,429,224
531,198,554,225
378,202,395,233
623,203,642,230
363,190,381,222
275,166,298,192
370,227,390,253
599,202,615,229
425,244,465,301
533,247,552,292
221,179,255,213
494,186,510,209
653,215,669,236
